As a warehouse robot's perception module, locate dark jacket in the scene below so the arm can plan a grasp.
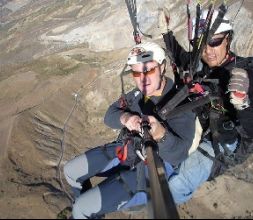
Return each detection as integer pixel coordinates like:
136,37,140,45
163,31,253,139
104,78,199,167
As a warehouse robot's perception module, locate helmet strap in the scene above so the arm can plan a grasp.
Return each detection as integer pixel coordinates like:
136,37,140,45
217,32,232,66
157,61,167,91
223,32,233,64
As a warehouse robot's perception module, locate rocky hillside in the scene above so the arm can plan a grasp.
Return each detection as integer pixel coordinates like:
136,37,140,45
0,0,253,218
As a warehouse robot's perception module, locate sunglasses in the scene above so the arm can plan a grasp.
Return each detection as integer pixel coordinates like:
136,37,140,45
132,66,159,77
190,34,228,48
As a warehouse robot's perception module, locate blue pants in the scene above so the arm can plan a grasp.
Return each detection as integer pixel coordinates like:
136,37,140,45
64,141,214,219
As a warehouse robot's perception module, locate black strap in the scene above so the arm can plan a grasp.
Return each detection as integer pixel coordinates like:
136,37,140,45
80,179,92,194
197,147,216,162
192,4,215,78
157,85,189,120
192,3,201,61
198,146,225,181
159,94,219,120
207,4,227,44
209,110,223,157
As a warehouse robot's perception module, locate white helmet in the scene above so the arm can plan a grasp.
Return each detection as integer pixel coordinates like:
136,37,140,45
127,42,166,65
191,9,233,40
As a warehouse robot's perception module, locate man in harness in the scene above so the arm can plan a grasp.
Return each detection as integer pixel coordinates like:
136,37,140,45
63,42,208,218
158,6,253,185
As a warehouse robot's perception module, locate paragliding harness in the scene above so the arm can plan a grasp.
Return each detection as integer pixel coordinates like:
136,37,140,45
115,128,144,168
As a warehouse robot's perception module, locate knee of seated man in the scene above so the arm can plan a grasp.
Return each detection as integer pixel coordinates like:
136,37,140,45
168,177,194,205
64,154,89,181
73,187,102,219
63,160,83,186
72,201,87,219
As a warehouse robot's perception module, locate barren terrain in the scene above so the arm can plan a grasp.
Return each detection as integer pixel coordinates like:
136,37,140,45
0,0,253,219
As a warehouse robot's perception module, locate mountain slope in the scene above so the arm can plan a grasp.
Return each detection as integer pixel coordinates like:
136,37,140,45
0,0,253,218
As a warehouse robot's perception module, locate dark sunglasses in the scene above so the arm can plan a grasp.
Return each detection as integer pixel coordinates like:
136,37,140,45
190,34,228,48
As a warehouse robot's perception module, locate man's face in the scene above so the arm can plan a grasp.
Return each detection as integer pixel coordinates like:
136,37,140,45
201,33,229,68
131,61,164,96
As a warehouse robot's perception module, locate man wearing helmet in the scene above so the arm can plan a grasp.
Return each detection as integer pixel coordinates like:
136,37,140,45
158,6,253,202
192,10,235,68
64,42,206,218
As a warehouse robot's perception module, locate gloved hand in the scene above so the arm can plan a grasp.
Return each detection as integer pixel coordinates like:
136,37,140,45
158,7,170,35
228,68,251,110
116,134,143,168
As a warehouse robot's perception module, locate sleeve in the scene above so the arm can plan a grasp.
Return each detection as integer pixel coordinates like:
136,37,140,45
104,90,141,129
163,31,190,70
237,107,253,138
158,111,198,167
104,98,126,130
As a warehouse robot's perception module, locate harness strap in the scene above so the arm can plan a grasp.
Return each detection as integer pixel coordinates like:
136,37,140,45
192,2,201,59
160,94,219,120
116,141,129,163
192,4,215,77
158,85,189,120
198,146,225,181
209,110,223,157
197,147,216,162
119,64,130,110
207,4,227,44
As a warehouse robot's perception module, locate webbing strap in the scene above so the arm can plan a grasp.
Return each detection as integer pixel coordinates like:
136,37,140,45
192,4,215,77
119,64,130,110
209,110,222,157
197,147,216,162
116,141,129,163
158,85,189,120
192,3,201,58
207,4,227,44
161,94,219,120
